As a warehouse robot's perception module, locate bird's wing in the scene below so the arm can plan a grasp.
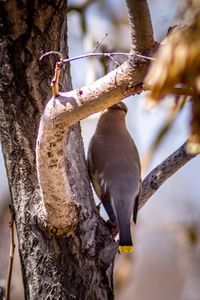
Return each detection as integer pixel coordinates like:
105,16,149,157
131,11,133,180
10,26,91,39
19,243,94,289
87,144,117,225
133,180,142,223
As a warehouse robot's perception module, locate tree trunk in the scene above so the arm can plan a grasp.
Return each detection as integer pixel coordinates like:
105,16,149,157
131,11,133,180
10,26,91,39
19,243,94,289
0,1,115,299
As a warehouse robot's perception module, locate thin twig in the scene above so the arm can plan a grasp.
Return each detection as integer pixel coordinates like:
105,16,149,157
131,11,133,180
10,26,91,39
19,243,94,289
62,52,155,63
92,33,108,53
136,54,156,61
39,51,63,61
107,54,121,66
39,51,154,63
5,205,16,300
62,52,128,63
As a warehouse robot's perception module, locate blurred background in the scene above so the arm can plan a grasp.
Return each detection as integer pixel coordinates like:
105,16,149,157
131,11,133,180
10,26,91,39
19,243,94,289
1,0,200,299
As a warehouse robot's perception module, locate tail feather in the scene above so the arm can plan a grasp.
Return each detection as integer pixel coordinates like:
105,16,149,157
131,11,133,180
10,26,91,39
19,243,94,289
110,194,134,253
118,218,133,252
118,245,134,253
133,194,139,224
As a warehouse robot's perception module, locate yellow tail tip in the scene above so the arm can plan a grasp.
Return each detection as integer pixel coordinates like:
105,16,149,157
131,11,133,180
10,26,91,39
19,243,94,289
118,245,134,253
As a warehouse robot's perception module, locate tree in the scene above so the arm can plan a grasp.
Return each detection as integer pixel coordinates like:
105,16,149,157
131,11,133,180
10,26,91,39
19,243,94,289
0,0,198,299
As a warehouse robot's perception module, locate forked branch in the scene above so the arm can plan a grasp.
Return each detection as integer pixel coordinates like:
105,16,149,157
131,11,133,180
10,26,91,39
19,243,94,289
36,0,156,234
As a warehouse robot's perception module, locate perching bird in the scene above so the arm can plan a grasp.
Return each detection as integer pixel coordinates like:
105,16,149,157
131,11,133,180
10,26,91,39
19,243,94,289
87,102,141,253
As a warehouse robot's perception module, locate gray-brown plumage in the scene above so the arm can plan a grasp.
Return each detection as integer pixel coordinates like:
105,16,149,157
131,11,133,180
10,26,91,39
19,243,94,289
87,102,141,253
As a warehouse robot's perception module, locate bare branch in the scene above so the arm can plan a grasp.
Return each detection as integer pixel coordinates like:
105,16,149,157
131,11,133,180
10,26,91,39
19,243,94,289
40,51,154,64
39,51,63,61
40,50,153,98
139,141,198,208
92,33,108,53
126,0,154,52
63,52,128,63
61,52,154,63
5,205,15,300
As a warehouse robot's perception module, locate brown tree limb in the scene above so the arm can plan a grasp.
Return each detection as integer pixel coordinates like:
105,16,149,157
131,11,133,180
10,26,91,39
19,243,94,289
5,205,15,300
139,141,198,208
126,0,154,53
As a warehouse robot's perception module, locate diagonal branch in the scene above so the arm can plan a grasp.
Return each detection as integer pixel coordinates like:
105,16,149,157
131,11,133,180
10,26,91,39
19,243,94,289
139,140,198,208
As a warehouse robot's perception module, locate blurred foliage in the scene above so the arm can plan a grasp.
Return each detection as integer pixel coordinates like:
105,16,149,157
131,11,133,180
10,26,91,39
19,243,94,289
114,252,133,293
67,0,130,82
145,0,200,154
142,95,186,173
186,224,199,246
67,0,96,34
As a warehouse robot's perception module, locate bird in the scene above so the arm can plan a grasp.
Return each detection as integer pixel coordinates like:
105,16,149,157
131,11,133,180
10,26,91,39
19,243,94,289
87,101,141,253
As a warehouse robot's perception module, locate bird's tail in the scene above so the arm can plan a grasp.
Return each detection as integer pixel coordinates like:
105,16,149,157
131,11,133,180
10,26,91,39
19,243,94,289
117,218,134,253
118,245,134,253
110,194,134,253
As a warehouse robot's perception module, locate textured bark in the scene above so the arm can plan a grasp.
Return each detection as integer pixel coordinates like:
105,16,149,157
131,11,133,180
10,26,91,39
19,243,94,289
126,0,154,53
140,141,197,208
0,1,115,299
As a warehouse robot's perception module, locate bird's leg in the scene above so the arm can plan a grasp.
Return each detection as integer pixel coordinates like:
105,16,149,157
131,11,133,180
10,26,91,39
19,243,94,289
51,61,63,97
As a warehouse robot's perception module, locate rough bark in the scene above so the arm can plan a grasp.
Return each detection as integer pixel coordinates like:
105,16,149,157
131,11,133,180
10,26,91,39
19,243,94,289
0,1,115,299
126,0,154,53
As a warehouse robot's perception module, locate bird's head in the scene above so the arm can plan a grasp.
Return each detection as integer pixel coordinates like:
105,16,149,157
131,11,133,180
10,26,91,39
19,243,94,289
109,102,128,114
99,102,128,124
